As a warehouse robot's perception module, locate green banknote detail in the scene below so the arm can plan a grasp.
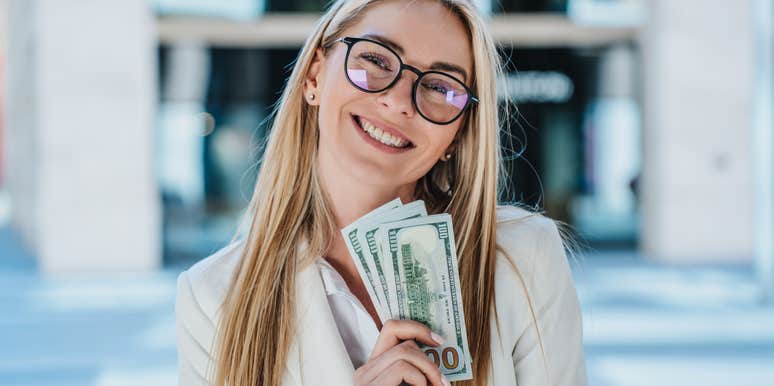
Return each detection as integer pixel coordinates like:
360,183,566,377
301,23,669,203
364,212,423,317
359,200,427,318
382,215,472,381
400,242,433,327
346,228,382,307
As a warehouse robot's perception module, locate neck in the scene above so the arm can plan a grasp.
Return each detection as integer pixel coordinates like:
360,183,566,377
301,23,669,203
316,150,415,263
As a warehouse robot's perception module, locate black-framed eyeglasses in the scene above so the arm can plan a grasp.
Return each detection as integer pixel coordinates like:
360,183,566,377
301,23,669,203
333,36,478,125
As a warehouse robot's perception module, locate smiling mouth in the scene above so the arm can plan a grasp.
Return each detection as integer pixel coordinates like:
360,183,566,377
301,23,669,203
353,115,414,149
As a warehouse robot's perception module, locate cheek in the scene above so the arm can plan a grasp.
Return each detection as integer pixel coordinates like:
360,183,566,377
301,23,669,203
317,71,359,133
319,57,351,101
408,128,459,175
425,126,460,156
316,95,347,139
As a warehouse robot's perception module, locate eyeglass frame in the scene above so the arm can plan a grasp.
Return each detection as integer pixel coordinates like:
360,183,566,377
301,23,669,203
332,36,479,125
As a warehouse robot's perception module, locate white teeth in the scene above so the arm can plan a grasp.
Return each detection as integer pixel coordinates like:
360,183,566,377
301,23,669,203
359,117,408,148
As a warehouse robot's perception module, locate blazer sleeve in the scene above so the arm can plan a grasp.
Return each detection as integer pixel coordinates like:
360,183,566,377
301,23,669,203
176,270,217,386
509,218,588,386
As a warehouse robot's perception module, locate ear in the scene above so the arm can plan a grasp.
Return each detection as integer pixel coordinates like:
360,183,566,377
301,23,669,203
303,47,326,106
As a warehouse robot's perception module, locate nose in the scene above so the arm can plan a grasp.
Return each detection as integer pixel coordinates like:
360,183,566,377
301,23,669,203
376,69,417,118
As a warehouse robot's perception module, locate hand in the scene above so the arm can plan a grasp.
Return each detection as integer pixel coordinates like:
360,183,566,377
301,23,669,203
353,319,451,386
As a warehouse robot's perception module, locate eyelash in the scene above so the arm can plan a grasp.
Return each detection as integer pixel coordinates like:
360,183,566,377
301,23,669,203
423,82,449,93
360,52,392,71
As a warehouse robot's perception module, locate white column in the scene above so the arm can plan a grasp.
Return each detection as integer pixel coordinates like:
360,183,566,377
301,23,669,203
4,0,160,272
0,0,13,224
752,0,774,302
640,0,755,262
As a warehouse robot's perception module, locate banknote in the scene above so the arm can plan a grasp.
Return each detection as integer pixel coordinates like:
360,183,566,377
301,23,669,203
376,214,472,381
340,197,401,321
356,200,427,318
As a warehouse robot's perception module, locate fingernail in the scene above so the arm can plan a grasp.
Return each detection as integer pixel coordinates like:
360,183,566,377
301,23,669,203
442,375,451,386
431,332,445,345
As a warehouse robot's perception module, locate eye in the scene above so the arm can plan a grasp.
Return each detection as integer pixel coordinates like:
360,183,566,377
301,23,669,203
421,79,451,94
359,52,392,71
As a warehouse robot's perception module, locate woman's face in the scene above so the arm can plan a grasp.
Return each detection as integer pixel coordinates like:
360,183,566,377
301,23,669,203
305,0,473,191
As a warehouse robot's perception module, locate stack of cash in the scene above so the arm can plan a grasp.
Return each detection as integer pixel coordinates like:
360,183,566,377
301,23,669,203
341,198,473,381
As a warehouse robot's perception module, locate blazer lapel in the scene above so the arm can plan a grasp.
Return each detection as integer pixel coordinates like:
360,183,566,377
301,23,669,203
291,259,355,385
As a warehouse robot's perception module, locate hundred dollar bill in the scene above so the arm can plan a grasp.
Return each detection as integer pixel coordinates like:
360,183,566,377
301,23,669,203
377,214,472,381
340,197,401,321
356,200,427,318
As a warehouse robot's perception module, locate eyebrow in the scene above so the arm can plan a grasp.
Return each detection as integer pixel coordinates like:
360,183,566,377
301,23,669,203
360,33,469,82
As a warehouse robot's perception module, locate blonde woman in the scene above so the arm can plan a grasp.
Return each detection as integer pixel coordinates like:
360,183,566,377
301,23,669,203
175,0,587,385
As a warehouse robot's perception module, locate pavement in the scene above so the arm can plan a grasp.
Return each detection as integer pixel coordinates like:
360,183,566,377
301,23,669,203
576,251,774,386
1,226,773,386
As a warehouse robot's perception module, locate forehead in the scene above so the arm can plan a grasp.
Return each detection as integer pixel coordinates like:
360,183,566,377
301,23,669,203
344,0,473,79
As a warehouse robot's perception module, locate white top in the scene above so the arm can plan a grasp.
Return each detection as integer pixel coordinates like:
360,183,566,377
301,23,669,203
175,205,588,386
316,258,380,369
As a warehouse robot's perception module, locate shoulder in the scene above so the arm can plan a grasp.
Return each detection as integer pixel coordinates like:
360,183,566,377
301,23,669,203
493,205,588,384
492,204,577,337
175,241,246,382
176,239,246,323
494,204,567,274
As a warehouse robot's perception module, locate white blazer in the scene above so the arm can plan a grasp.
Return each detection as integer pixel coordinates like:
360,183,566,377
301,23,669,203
175,205,588,385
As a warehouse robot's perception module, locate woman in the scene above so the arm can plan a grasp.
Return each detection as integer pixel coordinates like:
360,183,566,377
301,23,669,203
175,0,588,385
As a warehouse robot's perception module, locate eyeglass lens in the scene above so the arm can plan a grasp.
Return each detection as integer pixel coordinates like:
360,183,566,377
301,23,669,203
345,39,470,124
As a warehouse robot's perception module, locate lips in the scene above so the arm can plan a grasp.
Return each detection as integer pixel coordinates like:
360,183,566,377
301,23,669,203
352,114,415,150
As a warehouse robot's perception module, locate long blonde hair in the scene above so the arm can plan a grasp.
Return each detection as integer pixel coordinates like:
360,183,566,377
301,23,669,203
213,1,506,385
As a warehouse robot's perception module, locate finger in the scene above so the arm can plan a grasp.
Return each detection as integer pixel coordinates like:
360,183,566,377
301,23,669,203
401,339,423,353
364,341,446,386
372,319,444,359
356,341,424,385
370,360,428,386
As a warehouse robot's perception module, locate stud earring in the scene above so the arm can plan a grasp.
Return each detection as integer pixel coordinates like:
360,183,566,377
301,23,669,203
309,93,316,101
441,153,452,162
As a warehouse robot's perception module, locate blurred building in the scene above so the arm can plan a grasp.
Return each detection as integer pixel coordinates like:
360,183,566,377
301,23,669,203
2,0,772,274
153,0,648,267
